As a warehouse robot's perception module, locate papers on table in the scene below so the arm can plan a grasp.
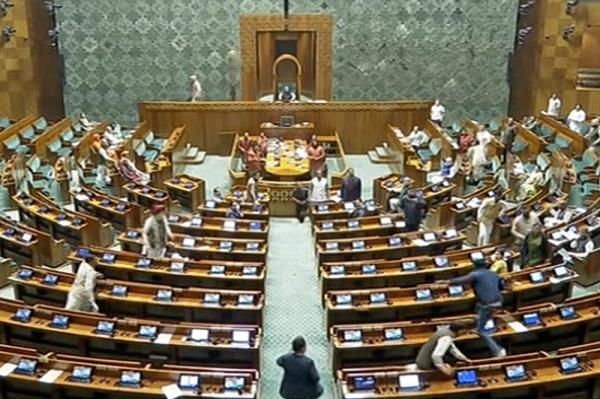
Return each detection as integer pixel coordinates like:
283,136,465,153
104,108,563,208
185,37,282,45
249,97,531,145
411,239,428,247
40,369,63,384
162,383,184,399
508,321,528,333
154,333,173,345
0,363,16,377
467,198,481,208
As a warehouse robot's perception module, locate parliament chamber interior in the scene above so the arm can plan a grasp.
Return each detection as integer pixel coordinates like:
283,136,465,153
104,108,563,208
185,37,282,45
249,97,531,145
1,0,600,398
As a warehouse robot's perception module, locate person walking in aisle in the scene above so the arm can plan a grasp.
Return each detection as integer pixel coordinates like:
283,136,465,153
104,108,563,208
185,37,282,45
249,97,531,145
277,336,323,399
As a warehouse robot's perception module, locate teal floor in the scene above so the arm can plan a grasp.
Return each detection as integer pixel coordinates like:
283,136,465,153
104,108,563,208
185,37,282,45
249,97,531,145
183,155,390,397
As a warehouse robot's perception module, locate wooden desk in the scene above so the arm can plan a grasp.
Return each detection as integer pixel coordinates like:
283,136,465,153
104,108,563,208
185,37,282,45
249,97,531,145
168,214,269,240
259,121,315,140
71,186,144,231
0,344,259,398
70,246,265,291
0,216,67,268
198,201,270,221
320,246,509,293
331,291,599,371
540,114,586,156
372,174,414,210
13,192,113,247
163,174,206,210
0,298,261,369
310,202,383,222
139,101,431,155
337,341,600,399
316,230,465,264
0,116,35,157
314,214,405,240
118,230,268,263
11,266,264,326
324,263,575,329
264,139,310,180
123,183,170,208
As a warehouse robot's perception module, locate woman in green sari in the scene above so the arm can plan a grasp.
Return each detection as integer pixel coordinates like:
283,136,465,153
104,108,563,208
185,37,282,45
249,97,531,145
520,223,548,268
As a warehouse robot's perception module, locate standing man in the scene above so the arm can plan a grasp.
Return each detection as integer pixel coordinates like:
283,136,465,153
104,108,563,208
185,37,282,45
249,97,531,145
142,205,173,258
246,172,260,203
430,99,446,127
567,104,587,134
307,139,326,175
400,190,428,232
190,75,202,102
340,168,362,202
501,118,517,163
542,93,562,118
415,322,471,376
277,336,323,399
291,183,310,223
511,207,541,245
444,261,507,358
477,193,505,246
65,254,100,313
309,169,328,204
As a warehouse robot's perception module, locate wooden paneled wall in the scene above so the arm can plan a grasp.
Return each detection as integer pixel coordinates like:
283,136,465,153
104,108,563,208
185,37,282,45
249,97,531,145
0,0,63,120
138,101,432,155
510,0,600,118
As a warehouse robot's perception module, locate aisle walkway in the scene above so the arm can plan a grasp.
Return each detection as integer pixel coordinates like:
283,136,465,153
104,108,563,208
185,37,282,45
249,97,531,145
260,217,334,397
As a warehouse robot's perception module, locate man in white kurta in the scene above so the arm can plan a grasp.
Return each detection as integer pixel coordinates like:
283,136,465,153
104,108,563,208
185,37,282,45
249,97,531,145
142,205,173,258
309,169,328,203
567,105,587,134
190,75,202,102
407,126,430,148
65,258,100,312
430,99,446,127
542,94,561,118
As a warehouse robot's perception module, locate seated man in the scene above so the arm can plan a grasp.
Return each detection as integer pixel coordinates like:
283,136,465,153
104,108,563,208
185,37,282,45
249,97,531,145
405,126,430,149
278,85,297,102
225,202,244,219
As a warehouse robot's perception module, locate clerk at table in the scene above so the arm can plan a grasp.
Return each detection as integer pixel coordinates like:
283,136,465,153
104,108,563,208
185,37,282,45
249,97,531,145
340,168,362,202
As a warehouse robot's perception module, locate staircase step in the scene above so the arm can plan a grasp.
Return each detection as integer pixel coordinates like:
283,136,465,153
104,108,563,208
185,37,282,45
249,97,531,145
368,149,402,164
173,148,206,165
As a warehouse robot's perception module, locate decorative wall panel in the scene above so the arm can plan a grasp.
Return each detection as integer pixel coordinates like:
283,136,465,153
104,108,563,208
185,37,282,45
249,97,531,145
59,0,518,125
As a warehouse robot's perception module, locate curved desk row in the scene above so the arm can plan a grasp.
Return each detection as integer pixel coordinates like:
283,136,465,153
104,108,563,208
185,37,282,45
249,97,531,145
70,246,266,291
324,263,576,328
0,344,258,399
10,266,264,326
118,230,267,263
330,290,599,371
0,298,261,369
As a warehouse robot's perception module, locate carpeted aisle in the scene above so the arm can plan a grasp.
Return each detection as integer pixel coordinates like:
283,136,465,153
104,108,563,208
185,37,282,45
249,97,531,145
260,217,334,398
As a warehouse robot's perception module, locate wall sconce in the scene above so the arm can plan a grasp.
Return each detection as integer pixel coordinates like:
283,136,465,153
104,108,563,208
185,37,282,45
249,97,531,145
562,24,575,40
48,27,59,47
0,0,14,18
517,26,533,46
2,25,15,42
566,0,579,15
519,1,535,17
44,1,62,16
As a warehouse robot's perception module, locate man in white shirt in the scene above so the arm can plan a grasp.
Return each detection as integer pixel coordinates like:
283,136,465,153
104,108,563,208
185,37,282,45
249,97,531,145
567,104,587,134
511,207,541,244
430,99,446,127
542,93,562,118
65,256,100,312
476,125,493,146
190,75,202,102
309,169,328,203
407,126,430,148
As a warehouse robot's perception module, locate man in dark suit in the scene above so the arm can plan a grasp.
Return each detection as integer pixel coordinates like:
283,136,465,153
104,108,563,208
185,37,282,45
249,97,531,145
340,168,362,202
276,336,323,399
